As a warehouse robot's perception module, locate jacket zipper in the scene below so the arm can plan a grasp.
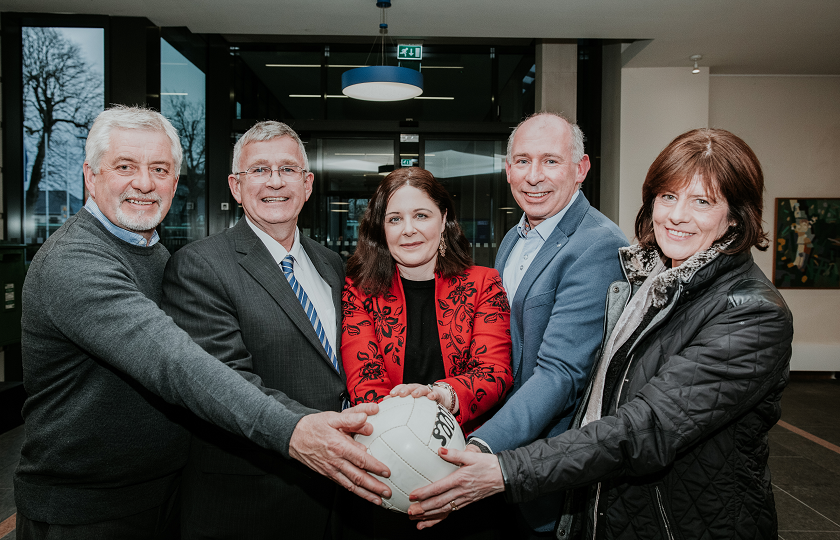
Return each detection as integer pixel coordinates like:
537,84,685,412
615,284,682,408
591,482,602,540
654,486,676,540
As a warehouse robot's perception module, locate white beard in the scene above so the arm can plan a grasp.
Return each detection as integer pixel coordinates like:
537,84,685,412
115,192,164,233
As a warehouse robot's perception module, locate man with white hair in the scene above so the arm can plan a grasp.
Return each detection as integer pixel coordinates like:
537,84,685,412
15,107,390,539
161,120,356,538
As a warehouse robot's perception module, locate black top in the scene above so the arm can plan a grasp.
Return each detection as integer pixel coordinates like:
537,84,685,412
400,277,445,385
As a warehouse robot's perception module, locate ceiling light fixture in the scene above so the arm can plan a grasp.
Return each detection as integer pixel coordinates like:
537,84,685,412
341,0,423,101
690,55,702,74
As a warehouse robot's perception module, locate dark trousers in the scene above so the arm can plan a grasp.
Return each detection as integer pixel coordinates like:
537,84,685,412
336,490,518,540
16,489,180,540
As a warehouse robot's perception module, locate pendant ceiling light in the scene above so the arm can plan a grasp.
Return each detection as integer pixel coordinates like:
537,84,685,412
341,0,423,101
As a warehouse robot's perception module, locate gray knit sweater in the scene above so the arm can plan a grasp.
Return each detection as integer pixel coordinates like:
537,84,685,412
15,210,313,524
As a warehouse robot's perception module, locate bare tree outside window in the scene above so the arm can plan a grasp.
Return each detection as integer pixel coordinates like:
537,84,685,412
160,38,207,250
167,96,206,180
22,26,103,243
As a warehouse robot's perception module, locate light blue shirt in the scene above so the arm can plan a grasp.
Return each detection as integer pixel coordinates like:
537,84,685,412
502,190,579,303
84,199,160,247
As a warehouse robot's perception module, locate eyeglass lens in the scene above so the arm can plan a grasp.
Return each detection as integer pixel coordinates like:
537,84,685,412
245,166,306,182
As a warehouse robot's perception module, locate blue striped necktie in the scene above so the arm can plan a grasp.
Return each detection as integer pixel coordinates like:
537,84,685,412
280,254,341,374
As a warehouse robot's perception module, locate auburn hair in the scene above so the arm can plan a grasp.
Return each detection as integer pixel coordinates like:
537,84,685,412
346,168,472,297
635,128,769,255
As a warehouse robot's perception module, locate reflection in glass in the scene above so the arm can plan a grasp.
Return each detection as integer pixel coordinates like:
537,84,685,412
22,26,104,245
305,139,395,261
160,38,207,251
238,50,323,121
425,140,518,267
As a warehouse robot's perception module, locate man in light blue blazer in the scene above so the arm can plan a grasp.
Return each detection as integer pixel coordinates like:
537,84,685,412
468,112,628,536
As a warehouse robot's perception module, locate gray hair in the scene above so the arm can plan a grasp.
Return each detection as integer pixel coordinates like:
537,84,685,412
506,111,586,164
232,121,309,174
85,105,183,174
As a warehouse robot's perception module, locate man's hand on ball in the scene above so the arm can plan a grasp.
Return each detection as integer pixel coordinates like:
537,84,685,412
406,447,505,529
289,409,392,506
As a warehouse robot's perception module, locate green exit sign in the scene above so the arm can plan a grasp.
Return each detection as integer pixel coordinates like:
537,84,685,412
397,45,422,61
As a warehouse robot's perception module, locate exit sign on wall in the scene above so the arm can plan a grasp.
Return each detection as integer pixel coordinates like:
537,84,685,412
397,45,422,60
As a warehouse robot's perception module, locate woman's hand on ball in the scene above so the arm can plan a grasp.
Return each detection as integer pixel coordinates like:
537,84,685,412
406,447,505,529
390,383,441,403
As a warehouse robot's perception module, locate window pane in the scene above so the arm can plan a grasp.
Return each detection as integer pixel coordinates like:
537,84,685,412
425,139,518,267
238,50,324,121
22,27,104,245
160,38,207,251
307,138,395,260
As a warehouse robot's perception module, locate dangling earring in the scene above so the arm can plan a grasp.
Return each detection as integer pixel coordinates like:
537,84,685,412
439,236,447,258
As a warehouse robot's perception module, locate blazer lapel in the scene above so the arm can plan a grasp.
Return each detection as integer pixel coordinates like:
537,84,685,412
233,221,336,372
495,227,520,275
300,237,345,370
511,193,592,312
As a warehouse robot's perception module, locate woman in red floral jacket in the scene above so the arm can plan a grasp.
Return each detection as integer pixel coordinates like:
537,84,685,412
341,168,513,436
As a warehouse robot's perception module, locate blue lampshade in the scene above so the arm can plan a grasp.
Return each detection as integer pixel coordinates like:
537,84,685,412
341,66,423,101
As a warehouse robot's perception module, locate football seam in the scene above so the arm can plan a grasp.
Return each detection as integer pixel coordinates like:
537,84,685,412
379,438,433,496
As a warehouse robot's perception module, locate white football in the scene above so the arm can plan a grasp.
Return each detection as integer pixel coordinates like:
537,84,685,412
354,396,466,513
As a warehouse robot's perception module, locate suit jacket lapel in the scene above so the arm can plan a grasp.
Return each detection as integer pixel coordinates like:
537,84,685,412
232,220,337,372
511,193,592,312
496,225,523,377
300,236,344,356
503,195,591,379
495,227,520,275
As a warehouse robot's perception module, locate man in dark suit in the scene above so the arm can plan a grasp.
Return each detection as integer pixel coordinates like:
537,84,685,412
161,121,361,539
17,108,389,540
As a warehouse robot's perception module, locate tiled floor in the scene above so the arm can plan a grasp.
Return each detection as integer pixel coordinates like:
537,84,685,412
0,378,837,539
771,379,840,540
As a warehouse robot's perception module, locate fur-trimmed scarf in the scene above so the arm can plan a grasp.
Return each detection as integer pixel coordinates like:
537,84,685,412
618,236,734,308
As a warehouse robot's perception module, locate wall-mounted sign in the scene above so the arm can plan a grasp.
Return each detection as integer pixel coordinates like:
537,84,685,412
397,45,422,61
400,158,413,167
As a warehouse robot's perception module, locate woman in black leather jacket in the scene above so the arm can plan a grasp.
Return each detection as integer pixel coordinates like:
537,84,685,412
407,128,794,540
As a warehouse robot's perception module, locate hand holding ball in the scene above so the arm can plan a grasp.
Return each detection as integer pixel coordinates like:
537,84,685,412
354,396,466,513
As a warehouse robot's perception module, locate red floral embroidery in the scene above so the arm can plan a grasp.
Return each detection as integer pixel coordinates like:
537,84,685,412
341,267,513,433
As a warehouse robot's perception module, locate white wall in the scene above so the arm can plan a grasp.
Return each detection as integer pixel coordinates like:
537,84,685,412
619,67,710,238
619,68,840,370
709,75,840,370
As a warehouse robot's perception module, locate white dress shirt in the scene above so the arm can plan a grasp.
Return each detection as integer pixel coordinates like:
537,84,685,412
245,218,337,357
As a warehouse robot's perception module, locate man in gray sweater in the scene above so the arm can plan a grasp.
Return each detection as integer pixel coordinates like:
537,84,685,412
15,106,390,539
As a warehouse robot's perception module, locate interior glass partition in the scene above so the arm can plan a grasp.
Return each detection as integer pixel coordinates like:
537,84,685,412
424,139,518,267
305,138,396,262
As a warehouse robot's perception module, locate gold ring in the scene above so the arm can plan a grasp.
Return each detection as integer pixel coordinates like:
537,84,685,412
449,500,458,511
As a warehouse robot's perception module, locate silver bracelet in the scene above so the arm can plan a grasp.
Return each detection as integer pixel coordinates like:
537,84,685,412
433,382,457,415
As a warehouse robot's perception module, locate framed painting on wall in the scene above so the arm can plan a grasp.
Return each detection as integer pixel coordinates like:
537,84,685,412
774,198,840,289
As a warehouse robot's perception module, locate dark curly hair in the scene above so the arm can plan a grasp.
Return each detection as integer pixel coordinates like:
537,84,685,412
635,128,769,255
346,168,472,297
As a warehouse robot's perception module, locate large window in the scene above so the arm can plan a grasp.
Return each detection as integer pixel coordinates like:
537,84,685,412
21,26,104,245
159,37,207,251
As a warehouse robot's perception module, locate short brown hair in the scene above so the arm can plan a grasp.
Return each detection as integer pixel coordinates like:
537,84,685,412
635,128,769,255
346,168,472,297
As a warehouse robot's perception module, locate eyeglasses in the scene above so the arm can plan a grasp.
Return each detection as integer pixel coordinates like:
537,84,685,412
236,165,309,183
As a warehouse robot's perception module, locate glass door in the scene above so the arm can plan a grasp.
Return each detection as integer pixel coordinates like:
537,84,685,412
424,139,517,268
303,138,397,262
